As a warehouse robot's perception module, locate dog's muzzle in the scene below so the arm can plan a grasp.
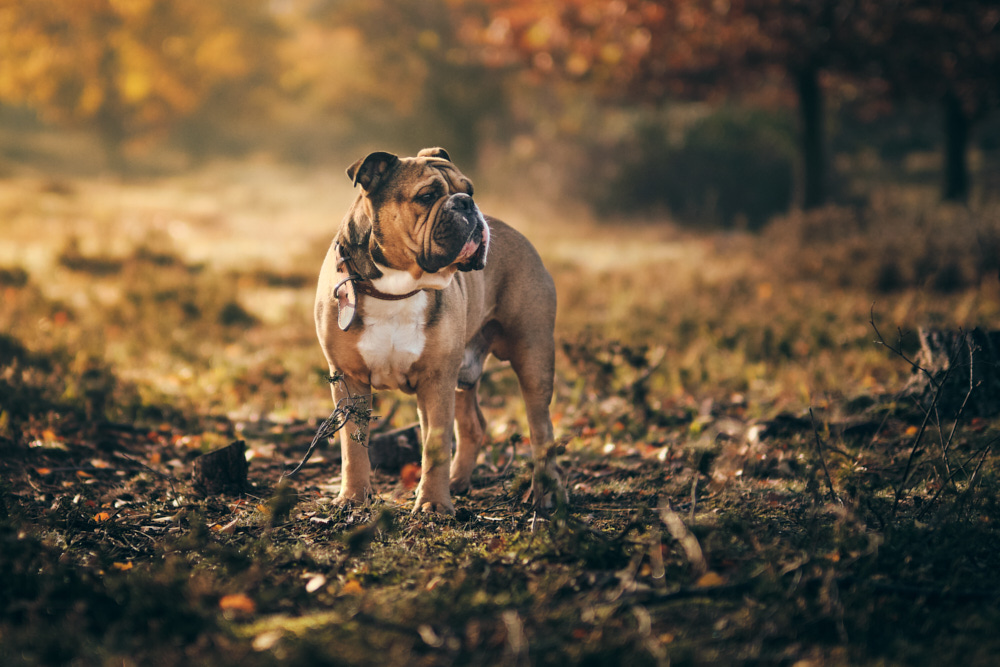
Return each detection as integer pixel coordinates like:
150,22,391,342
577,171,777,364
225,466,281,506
456,217,489,272
419,193,490,273
449,194,489,272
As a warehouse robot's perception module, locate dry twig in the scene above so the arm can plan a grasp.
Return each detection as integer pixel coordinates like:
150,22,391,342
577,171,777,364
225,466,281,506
809,408,842,505
658,500,707,577
282,373,372,481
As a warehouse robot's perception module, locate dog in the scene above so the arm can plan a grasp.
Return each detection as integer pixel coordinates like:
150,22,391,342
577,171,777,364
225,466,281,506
315,148,563,515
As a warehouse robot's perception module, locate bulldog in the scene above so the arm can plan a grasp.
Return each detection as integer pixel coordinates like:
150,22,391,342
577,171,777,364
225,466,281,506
315,148,564,515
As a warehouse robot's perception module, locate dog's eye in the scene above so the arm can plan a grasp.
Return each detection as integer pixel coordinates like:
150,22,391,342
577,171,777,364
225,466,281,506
417,192,437,205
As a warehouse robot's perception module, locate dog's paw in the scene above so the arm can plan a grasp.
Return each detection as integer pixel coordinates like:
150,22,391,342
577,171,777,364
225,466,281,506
413,499,456,516
334,486,372,507
525,464,567,514
449,475,472,496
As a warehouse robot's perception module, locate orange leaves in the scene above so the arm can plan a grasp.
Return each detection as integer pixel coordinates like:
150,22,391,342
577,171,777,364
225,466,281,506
458,0,782,104
340,580,363,596
695,571,726,587
400,463,422,491
30,429,65,450
218,593,256,616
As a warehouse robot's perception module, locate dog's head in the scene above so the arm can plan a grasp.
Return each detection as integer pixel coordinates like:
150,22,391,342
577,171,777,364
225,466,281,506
341,148,490,288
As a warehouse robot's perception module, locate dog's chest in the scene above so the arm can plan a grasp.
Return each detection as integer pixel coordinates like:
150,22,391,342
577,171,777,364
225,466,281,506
356,293,428,391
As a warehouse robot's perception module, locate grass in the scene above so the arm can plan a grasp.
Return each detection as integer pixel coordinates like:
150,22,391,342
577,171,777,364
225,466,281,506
1,160,999,665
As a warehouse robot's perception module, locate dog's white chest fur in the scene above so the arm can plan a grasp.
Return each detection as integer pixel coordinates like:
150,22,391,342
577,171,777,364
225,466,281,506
357,292,428,390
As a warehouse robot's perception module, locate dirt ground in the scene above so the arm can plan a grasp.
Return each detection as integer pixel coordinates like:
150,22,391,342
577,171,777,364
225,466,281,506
2,164,1000,665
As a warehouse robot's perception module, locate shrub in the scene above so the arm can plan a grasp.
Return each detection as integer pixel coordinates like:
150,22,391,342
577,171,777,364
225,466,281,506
761,200,1000,293
596,109,796,229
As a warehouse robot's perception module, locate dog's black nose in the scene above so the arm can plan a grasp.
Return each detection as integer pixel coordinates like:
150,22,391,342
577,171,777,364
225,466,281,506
450,193,474,213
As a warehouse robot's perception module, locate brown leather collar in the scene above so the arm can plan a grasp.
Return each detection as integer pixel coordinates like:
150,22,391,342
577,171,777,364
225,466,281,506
354,280,422,301
335,244,422,301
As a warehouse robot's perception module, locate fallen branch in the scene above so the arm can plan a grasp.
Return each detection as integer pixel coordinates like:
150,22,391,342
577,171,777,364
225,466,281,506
658,500,707,577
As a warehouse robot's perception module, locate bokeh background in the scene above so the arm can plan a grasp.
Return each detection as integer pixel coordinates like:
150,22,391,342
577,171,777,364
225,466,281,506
2,1,999,214
1,0,999,424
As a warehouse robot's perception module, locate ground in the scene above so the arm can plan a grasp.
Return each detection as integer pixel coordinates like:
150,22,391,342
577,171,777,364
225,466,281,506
1,161,999,666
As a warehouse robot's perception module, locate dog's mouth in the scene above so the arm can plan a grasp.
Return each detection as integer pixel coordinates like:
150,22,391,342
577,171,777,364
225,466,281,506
456,218,490,272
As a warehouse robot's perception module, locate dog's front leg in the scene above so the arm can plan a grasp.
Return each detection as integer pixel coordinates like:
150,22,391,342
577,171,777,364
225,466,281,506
332,371,373,505
413,379,456,515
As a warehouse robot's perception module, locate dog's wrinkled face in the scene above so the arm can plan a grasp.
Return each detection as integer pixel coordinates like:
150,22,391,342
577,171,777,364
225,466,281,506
345,148,490,284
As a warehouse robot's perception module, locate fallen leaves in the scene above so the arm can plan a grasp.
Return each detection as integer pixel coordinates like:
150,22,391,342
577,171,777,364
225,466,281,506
213,517,241,534
340,580,363,596
304,574,327,593
252,630,283,651
30,430,68,450
219,594,256,615
400,463,421,490
695,571,726,588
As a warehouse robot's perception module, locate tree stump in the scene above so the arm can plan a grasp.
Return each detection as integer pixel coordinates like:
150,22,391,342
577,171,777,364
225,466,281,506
192,439,249,495
368,424,422,471
905,328,1000,418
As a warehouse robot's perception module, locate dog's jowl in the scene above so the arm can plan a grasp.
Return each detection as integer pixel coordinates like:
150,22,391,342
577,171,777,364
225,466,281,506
314,148,564,515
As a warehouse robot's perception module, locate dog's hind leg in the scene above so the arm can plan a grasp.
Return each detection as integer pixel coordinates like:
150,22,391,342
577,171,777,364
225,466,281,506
451,381,487,494
451,331,491,494
414,379,458,515
509,336,566,511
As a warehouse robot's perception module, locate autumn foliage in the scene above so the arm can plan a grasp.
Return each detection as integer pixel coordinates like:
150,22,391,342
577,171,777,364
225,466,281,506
0,0,997,205
0,0,277,154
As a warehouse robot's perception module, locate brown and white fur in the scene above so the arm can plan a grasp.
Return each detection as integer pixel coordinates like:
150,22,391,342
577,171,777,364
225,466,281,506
314,148,563,515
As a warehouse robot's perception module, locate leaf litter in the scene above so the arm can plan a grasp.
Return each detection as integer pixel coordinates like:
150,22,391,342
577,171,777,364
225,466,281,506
1,171,1000,665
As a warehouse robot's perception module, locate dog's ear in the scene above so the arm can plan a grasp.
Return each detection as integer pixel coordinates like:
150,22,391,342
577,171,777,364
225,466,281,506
347,151,399,193
417,147,451,162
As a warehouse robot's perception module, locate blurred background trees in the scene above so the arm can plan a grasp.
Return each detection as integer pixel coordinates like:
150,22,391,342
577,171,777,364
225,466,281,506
0,0,279,167
0,0,997,224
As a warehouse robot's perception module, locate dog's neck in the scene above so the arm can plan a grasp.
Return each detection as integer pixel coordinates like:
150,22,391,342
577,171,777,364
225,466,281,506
335,201,457,297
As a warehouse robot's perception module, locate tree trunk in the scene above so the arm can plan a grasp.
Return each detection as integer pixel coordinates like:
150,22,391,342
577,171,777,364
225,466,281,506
96,47,128,173
942,90,970,203
797,64,826,209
